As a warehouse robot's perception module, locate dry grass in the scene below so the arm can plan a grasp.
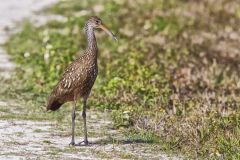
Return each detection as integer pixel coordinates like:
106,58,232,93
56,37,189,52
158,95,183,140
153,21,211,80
4,0,240,159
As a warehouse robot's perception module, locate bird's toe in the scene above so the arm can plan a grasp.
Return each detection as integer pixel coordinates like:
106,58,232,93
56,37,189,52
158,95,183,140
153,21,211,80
69,141,75,146
77,140,89,146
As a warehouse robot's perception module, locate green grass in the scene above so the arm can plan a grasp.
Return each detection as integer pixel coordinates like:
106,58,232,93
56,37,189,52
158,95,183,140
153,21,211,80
3,0,240,159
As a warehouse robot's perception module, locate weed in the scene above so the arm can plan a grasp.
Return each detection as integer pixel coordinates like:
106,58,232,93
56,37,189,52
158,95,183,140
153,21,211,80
3,0,240,159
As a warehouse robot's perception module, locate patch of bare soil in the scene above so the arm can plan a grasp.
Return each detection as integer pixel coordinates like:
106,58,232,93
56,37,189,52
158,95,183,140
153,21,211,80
0,107,181,160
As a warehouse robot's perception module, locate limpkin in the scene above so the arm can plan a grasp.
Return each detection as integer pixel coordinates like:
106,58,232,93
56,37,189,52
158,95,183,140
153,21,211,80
47,16,117,146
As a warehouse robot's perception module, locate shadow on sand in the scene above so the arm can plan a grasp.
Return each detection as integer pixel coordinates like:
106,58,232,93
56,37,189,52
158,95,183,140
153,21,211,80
85,136,157,146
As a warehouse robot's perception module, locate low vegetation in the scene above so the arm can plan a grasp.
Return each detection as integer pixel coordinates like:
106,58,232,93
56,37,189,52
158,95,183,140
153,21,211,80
3,0,240,159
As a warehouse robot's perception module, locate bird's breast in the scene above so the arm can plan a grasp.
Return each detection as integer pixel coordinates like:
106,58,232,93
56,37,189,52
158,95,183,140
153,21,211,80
75,64,98,97
88,64,98,79
80,62,98,82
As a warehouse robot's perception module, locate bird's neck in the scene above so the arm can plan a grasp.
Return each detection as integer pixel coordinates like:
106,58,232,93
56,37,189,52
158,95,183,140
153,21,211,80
85,25,98,58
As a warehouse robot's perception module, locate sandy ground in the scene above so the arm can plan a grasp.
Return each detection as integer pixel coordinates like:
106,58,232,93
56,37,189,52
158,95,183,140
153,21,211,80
0,107,181,159
0,1,181,159
0,110,113,159
0,0,59,78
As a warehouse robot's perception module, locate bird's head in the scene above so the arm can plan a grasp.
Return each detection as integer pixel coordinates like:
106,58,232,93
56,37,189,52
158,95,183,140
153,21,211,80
86,16,117,41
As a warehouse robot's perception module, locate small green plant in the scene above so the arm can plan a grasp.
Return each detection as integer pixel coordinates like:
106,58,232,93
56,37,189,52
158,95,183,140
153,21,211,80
4,0,240,159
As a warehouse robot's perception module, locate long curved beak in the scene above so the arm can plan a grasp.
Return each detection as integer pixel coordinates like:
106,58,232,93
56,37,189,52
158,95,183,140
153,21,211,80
99,24,117,41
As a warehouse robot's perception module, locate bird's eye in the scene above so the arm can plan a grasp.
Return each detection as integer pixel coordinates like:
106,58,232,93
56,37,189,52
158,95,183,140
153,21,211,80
95,20,100,24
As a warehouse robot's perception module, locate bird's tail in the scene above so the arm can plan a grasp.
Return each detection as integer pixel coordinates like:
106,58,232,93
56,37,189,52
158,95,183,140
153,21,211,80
47,95,63,111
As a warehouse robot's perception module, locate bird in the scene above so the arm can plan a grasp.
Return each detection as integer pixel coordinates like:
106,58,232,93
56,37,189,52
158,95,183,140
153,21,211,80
46,16,117,146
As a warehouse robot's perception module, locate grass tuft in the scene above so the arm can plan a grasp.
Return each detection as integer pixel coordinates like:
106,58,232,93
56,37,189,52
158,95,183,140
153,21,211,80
3,0,240,159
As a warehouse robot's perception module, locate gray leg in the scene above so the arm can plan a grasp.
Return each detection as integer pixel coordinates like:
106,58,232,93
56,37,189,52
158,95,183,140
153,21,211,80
69,100,76,146
82,98,88,145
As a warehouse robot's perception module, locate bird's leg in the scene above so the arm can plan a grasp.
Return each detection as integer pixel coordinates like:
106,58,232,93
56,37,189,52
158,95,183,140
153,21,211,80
69,100,76,146
77,98,89,146
82,98,88,145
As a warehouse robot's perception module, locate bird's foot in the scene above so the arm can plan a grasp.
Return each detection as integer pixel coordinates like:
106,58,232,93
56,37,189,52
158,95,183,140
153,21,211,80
69,141,76,146
69,140,89,146
76,140,89,146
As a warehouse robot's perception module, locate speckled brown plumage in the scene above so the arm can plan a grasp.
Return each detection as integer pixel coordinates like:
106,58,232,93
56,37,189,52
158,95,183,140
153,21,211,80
47,51,98,111
46,16,117,146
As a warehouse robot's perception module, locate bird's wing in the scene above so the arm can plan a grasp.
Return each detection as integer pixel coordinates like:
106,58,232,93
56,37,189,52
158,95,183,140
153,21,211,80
51,57,87,99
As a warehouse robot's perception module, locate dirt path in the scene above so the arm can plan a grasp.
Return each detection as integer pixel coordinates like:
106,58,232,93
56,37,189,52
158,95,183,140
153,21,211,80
0,0,59,78
0,108,180,159
0,1,181,159
0,110,114,159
